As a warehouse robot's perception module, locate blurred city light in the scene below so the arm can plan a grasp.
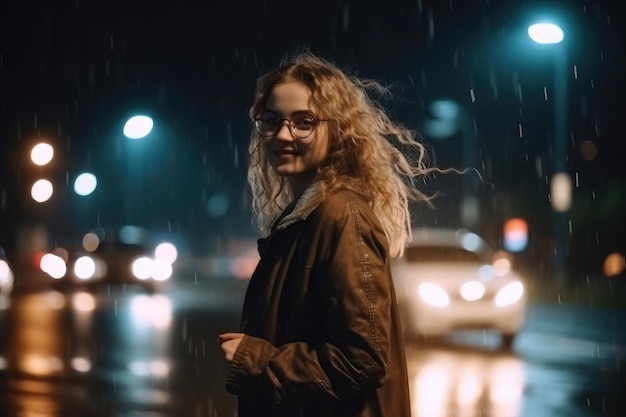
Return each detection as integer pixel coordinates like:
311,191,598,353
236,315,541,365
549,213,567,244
30,179,54,203
603,253,625,277
412,350,524,416
528,23,564,44
123,115,154,139
550,173,572,212
30,142,54,166
40,253,67,279
130,294,173,329
118,225,147,245
73,172,97,196
206,193,230,217
131,257,153,280
74,256,96,280
82,232,100,252
154,242,177,264
461,232,483,252
492,255,513,277
503,218,529,252
151,259,173,281
70,357,92,373
71,292,97,312
0,260,13,285
580,140,599,161
423,99,460,140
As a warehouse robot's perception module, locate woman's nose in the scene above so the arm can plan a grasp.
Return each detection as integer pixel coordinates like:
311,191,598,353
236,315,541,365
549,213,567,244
275,121,295,140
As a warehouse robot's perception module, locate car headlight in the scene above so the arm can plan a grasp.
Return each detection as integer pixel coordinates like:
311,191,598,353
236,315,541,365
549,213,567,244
74,256,97,280
132,257,154,280
151,259,172,281
418,283,450,308
41,253,67,279
131,257,172,282
494,281,524,307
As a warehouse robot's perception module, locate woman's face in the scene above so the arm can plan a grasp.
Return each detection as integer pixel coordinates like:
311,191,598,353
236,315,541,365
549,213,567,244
259,81,330,181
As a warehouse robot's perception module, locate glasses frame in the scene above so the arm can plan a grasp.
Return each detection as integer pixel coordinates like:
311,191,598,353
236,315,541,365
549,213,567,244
253,116,331,140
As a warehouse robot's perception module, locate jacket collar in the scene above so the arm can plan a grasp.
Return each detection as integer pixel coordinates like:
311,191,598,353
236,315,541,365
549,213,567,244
274,180,322,231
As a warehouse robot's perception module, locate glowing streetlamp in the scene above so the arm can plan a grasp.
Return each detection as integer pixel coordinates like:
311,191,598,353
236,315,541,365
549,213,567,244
528,20,569,282
528,23,564,44
123,115,154,139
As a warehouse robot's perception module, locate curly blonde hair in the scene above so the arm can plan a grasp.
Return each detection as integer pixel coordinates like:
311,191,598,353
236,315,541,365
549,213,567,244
247,51,436,257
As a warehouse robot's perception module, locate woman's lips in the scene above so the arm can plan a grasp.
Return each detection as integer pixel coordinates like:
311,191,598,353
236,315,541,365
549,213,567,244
274,149,298,157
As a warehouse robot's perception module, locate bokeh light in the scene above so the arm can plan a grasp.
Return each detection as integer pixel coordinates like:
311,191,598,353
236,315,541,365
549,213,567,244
40,253,67,279
528,23,564,44
503,218,529,252
31,179,54,203
580,140,598,161
154,242,178,264
603,253,625,277
123,115,154,139
30,142,54,166
550,173,572,212
82,232,100,252
73,172,97,196
206,193,230,218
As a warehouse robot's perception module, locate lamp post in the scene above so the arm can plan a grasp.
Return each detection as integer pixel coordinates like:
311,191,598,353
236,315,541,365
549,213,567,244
121,114,154,224
528,22,570,283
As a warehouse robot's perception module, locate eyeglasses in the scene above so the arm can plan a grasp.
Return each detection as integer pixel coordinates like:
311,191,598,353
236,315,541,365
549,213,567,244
254,114,330,140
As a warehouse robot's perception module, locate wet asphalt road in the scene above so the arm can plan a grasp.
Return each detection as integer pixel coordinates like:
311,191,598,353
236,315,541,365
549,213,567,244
0,277,624,417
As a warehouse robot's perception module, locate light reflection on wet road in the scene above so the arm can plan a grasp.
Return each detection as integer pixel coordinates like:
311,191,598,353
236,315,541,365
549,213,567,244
0,279,624,417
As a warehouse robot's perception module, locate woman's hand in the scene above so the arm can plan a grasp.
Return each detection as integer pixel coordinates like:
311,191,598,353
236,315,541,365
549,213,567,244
218,332,245,362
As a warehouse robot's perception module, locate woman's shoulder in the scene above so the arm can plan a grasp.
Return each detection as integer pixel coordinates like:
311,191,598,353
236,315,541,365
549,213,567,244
312,189,388,248
314,189,376,224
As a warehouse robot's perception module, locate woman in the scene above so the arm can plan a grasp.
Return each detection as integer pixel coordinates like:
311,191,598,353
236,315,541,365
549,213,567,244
219,51,434,417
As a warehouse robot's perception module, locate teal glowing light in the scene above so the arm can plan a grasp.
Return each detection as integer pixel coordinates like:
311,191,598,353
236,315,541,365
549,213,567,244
528,23,564,44
123,115,154,139
74,172,97,196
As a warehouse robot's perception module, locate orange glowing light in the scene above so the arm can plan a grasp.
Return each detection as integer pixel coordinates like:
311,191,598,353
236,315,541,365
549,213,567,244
603,253,625,277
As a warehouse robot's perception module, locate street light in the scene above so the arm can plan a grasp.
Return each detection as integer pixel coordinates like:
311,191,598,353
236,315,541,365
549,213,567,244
123,115,154,140
528,20,570,283
528,23,564,44
29,142,56,203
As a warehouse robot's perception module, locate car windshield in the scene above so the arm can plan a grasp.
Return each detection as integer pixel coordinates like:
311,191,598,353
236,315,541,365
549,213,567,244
405,246,484,264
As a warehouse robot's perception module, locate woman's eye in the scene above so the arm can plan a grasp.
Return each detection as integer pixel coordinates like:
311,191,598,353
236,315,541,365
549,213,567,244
294,118,314,129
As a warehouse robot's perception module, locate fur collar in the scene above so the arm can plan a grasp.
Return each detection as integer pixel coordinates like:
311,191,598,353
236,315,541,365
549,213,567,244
274,180,323,231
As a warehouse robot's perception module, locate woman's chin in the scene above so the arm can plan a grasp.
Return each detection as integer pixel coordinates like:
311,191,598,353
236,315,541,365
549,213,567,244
271,165,298,176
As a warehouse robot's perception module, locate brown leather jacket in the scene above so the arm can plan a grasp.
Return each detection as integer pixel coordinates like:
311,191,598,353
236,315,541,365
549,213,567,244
226,187,411,417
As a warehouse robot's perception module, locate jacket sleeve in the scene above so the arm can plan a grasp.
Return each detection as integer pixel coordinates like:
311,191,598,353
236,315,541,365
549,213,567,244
225,195,394,405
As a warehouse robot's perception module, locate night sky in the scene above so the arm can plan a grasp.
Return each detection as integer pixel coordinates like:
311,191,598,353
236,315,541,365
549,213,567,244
1,0,624,278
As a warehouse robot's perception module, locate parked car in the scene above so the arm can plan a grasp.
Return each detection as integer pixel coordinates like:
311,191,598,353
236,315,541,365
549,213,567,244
392,228,527,349
0,246,15,296
41,225,178,292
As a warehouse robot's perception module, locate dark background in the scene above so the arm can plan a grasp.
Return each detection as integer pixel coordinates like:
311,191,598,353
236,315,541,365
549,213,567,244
1,0,625,281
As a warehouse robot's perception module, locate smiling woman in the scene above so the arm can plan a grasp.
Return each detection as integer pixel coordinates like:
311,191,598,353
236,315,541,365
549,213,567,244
217,50,442,417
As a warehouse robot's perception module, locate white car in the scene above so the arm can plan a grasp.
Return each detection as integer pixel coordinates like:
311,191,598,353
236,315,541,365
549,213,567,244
41,226,178,292
392,228,527,349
